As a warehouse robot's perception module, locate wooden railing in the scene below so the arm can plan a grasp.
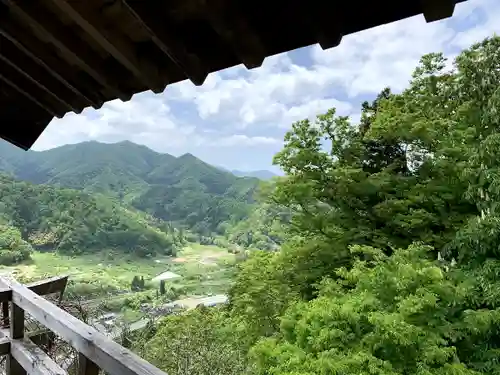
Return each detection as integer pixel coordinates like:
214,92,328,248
0,276,167,375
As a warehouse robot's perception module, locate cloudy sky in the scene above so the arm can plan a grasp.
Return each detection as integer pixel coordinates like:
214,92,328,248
32,0,499,173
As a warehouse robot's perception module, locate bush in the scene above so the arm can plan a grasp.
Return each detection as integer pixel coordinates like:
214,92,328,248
0,225,32,265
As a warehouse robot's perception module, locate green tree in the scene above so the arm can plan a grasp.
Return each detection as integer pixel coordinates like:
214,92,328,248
228,36,500,374
250,244,484,375
131,276,140,291
140,308,249,375
0,225,33,265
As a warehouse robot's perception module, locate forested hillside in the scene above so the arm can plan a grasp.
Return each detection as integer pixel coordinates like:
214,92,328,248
0,174,177,260
135,37,500,375
0,140,260,235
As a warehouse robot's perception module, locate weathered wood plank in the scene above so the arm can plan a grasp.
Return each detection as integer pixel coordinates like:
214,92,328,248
123,1,208,86
0,336,11,355
0,288,12,302
10,302,24,339
7,355,26,375
77,353,99,375
26,275,68,298
1,277,167,375
11,338,67,375
45,0,163,92
0,0,127,100
28,329,55,349
8,301,26,375
0,275,68,301
2,301,10,327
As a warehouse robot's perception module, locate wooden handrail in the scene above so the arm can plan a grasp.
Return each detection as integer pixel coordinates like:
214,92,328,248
0,276,168,375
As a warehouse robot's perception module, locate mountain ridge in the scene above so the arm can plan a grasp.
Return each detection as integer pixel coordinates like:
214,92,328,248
0,140,261,235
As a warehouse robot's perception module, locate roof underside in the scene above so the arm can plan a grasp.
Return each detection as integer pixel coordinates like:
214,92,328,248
0,0,467,150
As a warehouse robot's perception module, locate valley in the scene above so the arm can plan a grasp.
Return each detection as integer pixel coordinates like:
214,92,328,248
0,242,236,329
3,33,500,375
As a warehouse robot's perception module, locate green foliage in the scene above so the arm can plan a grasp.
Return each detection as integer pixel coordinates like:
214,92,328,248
139,307,249,375
250,244,484,375
226,179,290,251
131,275,146,291
0,174,175,257
0,225,32,265
220,36,500,375
159,280,166,295
0,141,260,236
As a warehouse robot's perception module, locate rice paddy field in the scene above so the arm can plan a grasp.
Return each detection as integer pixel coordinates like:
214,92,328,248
0,243,237,300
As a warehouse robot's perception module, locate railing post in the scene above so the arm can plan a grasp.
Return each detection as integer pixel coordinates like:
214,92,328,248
7,302,26,375
78,353,100,375
2,301,9,327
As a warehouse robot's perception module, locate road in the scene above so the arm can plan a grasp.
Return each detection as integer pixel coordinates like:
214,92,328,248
95,294,228,338
62,293,228,371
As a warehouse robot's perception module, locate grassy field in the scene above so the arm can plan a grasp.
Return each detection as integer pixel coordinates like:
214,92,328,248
0,243,237,300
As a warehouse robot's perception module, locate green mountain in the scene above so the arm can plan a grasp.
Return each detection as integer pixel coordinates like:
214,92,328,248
231,169,278,180
0,140,260,234
0,174,176,261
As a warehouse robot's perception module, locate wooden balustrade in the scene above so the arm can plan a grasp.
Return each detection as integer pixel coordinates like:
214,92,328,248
0,276,167,375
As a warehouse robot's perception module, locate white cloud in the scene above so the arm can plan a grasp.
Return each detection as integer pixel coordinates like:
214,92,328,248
452,0,500,48
34,93,188,151
215,135,282,147
31,0,500,171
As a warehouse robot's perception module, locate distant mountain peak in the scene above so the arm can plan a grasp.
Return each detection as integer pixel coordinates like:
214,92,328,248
179,152,197,159
231,169,277,180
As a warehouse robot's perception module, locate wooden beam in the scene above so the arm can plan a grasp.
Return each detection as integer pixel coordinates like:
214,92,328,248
77,354,99,375
421,0,456,22
0,55,68,117
0,337,11,355
0,50,69,118
0,276,69,299
0,34,81,113
0,275,68,307
123,1,208,86
8,301,26,375
26,329,55,349
2,301,9,327
294,0,343,50
10,303,24,339
201,0,266,69
0,72,57,117
1,328,55,347
3,277,168,375
11,339,67,375
0,103,52,151
0,0,128,101
26,275,68,298
0,289,12,303
45,0,164,93
0,23,101,109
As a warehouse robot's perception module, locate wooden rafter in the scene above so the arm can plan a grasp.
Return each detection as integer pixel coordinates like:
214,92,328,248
123,1,209,86
201,0,267,69
0,0,468,149
421,0,457,22
0,0,127,100
44,0,164,93
0,22,101,109
0,40,74,115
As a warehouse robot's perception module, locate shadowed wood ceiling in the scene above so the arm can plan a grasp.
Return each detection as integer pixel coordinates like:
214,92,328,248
0,0,467,149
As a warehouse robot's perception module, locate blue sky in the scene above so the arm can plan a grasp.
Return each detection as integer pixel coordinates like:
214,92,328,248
32,0,499,173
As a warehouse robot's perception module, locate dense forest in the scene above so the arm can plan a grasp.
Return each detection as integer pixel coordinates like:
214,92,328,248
0,138,287,264
131,36,500,375
0,140,259,237
0,174,177,260
2,28,500,375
